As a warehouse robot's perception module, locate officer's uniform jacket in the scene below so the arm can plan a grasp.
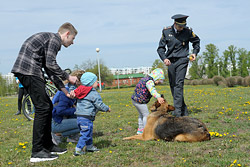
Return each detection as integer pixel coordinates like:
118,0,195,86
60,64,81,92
157,25,200,61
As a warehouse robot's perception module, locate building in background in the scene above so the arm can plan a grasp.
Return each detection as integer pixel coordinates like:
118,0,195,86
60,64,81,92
109,66,152,75
2,73,14,85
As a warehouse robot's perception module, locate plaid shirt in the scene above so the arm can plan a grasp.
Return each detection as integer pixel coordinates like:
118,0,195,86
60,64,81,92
11,32,68,89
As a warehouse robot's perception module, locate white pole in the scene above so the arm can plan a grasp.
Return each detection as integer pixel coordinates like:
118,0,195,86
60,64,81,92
117,70,120,89
96,48,102,92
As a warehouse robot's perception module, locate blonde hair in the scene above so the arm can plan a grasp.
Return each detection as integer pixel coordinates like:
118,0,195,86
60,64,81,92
63,70,85,85
58,22,78,36
71,70,85,80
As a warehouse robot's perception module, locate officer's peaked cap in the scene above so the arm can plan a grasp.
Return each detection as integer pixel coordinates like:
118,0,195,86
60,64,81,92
171,14,189,27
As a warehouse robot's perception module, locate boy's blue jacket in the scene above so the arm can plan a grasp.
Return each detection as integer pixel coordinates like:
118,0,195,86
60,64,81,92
74,86,109,121
52,87,76,124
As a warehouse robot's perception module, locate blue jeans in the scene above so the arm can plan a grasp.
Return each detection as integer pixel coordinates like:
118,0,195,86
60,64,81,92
51,118,79,137
76,117,93,149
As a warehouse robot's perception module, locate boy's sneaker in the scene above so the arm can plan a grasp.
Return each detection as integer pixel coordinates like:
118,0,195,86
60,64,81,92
86,146,100,152
136,128,143,135
51,133,62,146
73,150,85,156
30,149,58,163
50,145,67,155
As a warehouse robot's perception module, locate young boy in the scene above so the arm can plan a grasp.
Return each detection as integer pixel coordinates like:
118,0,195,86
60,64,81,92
72,72,111,156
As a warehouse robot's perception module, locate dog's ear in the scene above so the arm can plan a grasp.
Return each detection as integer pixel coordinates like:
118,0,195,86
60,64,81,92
168,105,175,111
150,105,157,112
161,94,164,98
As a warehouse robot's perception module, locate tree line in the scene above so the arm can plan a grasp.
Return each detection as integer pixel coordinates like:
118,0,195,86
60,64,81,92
189,44,250,79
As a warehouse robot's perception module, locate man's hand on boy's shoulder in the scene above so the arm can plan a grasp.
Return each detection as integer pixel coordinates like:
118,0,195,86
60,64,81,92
107,108,111,112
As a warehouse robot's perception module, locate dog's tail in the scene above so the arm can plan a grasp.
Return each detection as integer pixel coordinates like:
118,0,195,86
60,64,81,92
123,134,144,140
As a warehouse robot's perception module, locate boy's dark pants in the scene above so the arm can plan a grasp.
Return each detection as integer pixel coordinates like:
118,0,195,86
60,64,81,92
16,74,54,153
168,57,189,117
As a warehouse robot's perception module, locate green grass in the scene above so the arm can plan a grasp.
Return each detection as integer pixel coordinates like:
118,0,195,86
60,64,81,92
0,85,250,166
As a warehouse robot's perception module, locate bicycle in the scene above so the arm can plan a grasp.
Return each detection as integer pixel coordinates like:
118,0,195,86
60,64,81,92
22,69,71,121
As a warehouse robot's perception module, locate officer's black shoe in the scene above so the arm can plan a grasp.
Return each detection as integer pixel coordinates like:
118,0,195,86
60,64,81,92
15,110,21,115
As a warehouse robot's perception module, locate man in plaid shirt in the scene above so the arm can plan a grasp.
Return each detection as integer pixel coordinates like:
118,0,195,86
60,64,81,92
11,22,78,163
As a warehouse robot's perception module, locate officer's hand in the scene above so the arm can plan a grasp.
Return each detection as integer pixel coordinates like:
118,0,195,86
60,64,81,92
164,59,171,66
189,54,196,62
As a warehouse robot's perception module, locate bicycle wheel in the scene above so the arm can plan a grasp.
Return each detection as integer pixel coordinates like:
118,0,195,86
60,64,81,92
22,94,35,121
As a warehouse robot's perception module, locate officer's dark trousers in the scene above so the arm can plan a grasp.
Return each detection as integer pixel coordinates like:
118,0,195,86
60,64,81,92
168,57,189,117
15,74,54,153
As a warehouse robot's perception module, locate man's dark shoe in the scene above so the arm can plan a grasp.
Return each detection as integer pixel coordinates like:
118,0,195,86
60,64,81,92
30,149,58,163
15,110,21,115
50,145,67,155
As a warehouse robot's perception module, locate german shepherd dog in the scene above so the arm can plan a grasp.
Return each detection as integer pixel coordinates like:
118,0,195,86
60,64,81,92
123,97,211,142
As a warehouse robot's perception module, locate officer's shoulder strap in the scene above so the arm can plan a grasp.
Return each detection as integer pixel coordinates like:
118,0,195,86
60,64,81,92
186,26,193,31
163,26,171,30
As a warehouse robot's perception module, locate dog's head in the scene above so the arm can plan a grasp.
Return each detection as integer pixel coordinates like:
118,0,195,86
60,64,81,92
150,94,175,113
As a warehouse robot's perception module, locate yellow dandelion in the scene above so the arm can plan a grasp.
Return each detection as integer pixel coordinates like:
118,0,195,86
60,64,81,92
237,164,241,166
119,128,122,131
8,162,12,165
137,143,140,145
109,151,112,153
233,160,237,164
230,140,232,142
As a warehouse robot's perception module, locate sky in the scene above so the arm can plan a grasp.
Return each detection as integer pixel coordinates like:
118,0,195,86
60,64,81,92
1,0,250,75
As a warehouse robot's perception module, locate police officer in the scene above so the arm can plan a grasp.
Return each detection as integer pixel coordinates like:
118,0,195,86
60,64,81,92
157,14,200,117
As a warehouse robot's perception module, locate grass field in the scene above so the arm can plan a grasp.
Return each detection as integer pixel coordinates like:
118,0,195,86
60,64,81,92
0,85,250,167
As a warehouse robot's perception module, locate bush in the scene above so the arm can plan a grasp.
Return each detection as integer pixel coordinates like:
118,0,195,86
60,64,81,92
218,81,227,88
212,76,226,86
200,79,214,85
184,80,191,85
243,76,250,87
190,79,200,85
226,77,237,87
234,76,244,86
207,79,214,85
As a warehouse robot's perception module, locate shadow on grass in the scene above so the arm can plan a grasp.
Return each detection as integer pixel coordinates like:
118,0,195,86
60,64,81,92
93,131,104,137
188,108,203,114
95,140,115,149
